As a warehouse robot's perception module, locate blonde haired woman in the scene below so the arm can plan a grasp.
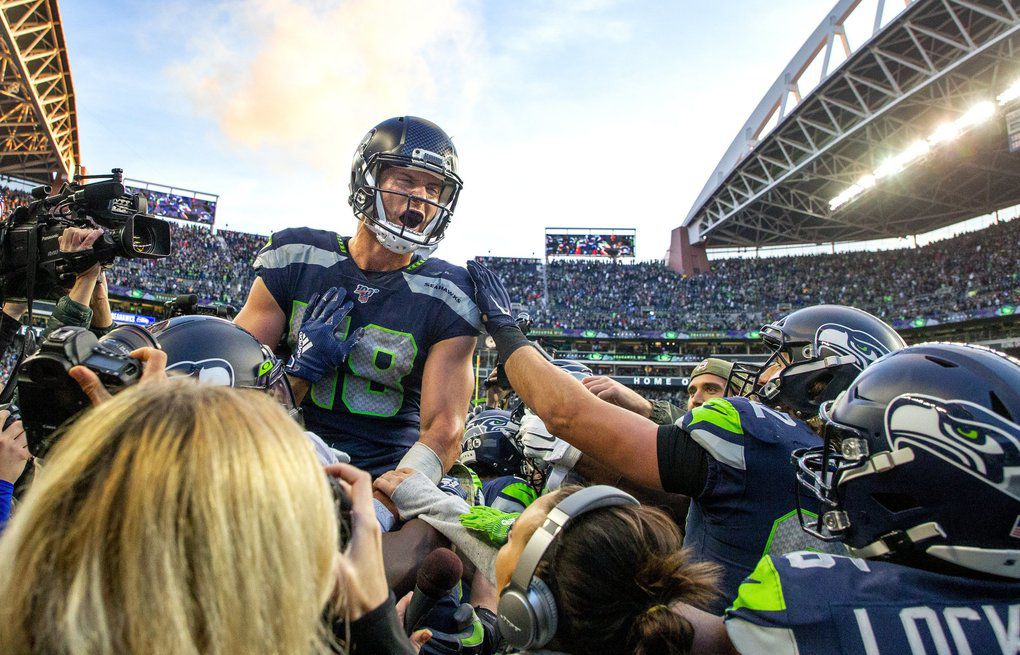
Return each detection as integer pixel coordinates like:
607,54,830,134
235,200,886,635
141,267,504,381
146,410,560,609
0,377,423,654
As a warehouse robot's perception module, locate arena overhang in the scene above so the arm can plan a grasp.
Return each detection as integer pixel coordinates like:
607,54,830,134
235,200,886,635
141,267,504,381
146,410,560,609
0,0,79,184
683,0,1020,248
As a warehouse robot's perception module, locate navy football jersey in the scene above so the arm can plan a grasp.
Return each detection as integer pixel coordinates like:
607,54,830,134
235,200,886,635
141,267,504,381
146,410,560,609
481,475,537,514
254,228,482,476
676,397,840,613
726,552,1020,654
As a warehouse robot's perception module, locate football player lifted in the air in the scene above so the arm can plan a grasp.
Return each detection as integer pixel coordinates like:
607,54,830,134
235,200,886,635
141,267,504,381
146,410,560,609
235,117,481,481
469,258,906,613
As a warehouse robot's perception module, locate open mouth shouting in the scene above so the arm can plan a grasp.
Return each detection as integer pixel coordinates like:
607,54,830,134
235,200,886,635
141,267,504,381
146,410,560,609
399,209,425,230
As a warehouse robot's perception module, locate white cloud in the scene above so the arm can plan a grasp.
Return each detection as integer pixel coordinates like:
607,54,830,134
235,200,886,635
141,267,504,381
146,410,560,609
169,0,486,186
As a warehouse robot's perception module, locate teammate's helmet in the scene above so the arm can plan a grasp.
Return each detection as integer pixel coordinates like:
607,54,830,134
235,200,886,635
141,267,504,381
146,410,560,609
550,359,593,381
348,116,463,256
147,316,297,415
729,305,905,417
459,409,526,477
793,343,1020,579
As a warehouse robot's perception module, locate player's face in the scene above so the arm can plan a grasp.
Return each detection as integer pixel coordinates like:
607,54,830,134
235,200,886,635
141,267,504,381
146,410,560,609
376,166,443,233
759,351,792,386
687,374,727,410
494,493,560,591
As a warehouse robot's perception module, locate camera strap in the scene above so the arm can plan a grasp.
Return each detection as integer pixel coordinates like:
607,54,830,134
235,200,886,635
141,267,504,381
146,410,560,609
25,222,37,326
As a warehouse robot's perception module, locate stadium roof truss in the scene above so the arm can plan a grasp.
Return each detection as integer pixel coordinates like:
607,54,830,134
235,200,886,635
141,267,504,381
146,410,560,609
0,0,78,184
684,0,1020,248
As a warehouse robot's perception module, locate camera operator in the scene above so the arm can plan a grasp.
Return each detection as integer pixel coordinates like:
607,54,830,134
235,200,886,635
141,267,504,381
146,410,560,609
43,227,115,339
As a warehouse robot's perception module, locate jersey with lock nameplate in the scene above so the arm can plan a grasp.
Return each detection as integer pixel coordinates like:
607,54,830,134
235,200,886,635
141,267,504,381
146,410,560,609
255,227,482,476
725,551,1020,655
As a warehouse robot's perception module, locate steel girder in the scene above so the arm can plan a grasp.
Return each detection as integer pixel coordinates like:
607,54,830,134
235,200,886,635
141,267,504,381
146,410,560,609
684,0,1020,248
0,0,78,184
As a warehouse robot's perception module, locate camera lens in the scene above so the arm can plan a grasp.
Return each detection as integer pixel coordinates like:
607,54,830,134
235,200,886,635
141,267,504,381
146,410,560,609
132,224,155,254
98,325,158,357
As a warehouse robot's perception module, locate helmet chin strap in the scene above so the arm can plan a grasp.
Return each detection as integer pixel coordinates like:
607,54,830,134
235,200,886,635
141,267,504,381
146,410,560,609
366,190,440,255
848,521,946,559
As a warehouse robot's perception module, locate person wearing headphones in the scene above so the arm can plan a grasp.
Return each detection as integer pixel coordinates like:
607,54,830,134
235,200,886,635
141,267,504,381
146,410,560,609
493,485,726,654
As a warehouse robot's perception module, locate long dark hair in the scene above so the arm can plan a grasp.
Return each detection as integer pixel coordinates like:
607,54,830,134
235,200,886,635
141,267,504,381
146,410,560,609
537,490,720,655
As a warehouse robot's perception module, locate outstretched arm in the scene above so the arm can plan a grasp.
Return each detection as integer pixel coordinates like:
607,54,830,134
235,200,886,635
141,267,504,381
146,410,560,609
467,261,664,490
503,345,664,489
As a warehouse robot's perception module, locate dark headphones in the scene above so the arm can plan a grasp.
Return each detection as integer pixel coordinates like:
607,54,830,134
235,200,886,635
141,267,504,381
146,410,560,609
496,485,639,650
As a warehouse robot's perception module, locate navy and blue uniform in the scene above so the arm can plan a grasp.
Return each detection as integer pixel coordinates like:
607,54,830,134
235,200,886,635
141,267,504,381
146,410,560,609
657,397,839,612
481,475,537,514
254,228,482,476
439,470,537,514
726,551,1020,654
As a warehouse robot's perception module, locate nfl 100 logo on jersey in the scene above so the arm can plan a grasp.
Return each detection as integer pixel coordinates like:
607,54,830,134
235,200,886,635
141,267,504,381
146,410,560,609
354,284,378,303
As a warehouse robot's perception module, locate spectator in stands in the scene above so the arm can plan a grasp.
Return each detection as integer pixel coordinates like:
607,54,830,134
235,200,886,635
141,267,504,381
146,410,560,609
479,217,1020,333
0,381,426,654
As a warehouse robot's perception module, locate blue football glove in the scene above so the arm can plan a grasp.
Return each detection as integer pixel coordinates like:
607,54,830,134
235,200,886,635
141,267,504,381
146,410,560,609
284,287,365,383
467,261,517,334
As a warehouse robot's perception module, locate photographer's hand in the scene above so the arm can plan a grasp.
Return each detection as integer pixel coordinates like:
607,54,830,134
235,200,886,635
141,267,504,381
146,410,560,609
326,462,389,621
60,227,104,306
0,410,29,484
68,347,169,406
89,271,113,330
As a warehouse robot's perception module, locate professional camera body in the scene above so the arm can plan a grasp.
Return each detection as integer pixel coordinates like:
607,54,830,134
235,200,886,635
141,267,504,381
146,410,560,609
163,293,237,320
0,168,172,301
18,324,156,455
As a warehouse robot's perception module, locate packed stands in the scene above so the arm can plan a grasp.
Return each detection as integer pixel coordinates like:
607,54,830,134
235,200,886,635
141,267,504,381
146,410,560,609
494,219,1020,333
103,219,1018,332
0,185,33,213
106,225,265,306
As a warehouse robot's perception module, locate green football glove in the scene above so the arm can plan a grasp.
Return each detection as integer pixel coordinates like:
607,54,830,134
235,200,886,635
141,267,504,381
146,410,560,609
459,505,519,546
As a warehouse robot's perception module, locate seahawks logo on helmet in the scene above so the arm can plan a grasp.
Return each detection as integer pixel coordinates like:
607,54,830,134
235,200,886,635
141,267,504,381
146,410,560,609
886,394,1020,501
464,414,515,442
815,323,892,371
166,358,235,387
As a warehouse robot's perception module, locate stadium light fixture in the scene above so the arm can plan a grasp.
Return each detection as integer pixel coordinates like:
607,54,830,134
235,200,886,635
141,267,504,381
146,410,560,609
928,122,961,145
957,101,995,129
997,80,1020,106
874,140,930,179
830,93,1005,211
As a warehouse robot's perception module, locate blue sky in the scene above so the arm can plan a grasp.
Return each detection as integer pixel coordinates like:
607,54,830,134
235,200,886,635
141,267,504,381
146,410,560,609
61,0,840,265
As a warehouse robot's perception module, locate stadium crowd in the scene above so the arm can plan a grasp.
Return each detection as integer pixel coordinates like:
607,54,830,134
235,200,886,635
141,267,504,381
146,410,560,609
97,218,1017,333
106,224,264,306
0,186,32,215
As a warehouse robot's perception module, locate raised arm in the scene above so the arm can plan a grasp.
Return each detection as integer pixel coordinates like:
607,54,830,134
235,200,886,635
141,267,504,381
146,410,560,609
467,262,664,490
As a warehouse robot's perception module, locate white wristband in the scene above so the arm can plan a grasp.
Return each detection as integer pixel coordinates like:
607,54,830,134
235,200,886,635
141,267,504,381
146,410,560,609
373,498,396,532
397,441,444,484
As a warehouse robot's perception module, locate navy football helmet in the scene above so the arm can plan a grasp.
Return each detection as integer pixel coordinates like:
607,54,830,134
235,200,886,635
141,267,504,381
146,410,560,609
348,116,463,256
729,305,905,417
148,316,297,415
550,359,593,381
793,343,1020,579
459,409,526,478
